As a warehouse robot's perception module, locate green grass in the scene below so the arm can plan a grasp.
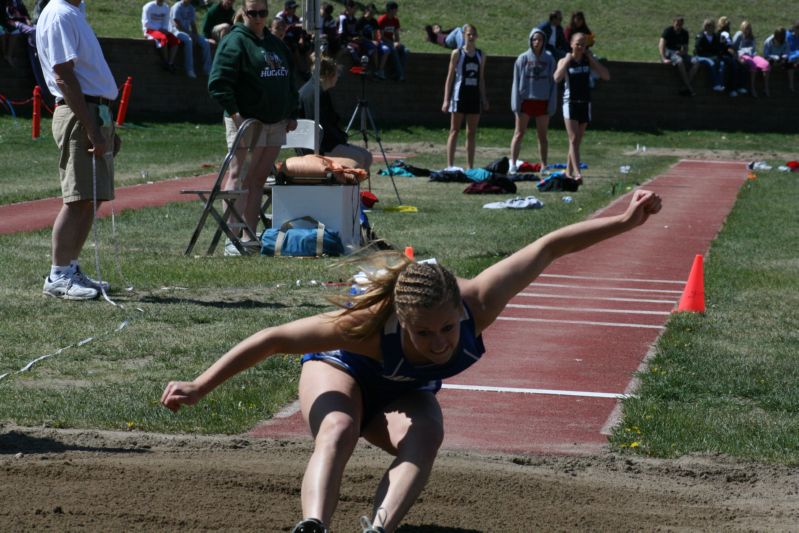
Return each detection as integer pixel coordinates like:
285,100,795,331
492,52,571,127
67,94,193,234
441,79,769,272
85,0,792,60
610,172,799,464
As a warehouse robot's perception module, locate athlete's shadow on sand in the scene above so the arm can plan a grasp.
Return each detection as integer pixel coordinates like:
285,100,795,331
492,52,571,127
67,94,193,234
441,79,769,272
399,527,481,532
0,431,149,455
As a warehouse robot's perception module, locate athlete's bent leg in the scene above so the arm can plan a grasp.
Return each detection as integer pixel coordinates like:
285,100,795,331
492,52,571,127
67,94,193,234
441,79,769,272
361,391,444,532
298,361,365,528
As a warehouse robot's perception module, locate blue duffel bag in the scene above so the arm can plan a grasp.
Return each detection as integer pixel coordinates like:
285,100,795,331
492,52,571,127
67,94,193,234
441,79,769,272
261,216,345,257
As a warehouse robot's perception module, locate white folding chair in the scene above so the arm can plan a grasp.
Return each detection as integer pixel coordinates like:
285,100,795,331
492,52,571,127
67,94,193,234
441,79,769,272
182,118,263,256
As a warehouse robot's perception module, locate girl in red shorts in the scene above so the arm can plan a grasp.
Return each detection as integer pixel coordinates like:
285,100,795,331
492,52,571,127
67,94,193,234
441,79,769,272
510,28,557,173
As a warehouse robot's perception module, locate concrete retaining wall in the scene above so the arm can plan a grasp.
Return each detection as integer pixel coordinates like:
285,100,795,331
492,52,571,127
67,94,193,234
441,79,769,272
1,35,796,132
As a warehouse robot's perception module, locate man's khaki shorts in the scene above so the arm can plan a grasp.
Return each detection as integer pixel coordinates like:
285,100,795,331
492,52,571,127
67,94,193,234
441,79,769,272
224,116,288,151
52,103,115,203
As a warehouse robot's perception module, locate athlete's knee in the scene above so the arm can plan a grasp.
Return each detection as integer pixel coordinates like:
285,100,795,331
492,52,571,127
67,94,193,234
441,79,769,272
404,415,444,454
315,411,360,451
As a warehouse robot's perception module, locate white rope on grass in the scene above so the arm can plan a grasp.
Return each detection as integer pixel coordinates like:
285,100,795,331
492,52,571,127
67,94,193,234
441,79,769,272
0,320,132,383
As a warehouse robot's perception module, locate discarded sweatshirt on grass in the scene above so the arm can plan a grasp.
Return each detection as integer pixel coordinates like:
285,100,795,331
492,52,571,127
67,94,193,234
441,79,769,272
536,171,581,192
429,167,493,182
463,176,517,194
488,156,539,181
483,196,544,209
377,160,432,177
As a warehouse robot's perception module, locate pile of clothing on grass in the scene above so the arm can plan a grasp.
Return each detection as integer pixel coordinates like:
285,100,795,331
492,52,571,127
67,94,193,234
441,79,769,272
378,158,584,194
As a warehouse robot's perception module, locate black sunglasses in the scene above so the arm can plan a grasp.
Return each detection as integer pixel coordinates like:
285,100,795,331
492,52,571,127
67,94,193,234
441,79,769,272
245,9,268,18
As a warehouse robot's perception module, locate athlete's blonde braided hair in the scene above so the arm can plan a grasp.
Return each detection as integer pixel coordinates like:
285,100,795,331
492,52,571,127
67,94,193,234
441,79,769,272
330,251,461,339
394,261,460,324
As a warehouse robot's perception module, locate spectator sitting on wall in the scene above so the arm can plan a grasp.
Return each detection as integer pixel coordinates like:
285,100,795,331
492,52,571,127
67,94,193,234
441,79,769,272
142,0,180,72
277,0,311,80
376,0,407,81
169,0,212,78
659,15,699,96
763,27,796,92
536,10,569,59
355,3,381,73
338,0,362,62
0,0,54,105
201,0,234,45
693,18,726,93
563,11,594,48
788,21,799,66
732,20,771,97
717,16,746,96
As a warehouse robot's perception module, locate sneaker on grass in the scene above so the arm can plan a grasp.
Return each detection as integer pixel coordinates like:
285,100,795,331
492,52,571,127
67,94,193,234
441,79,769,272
73,266,110,292
224,239,260,257
43,272,99,300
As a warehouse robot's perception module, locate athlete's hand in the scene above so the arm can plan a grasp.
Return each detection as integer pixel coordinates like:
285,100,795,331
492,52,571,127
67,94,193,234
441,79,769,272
161,381,203,412
623,189,662,228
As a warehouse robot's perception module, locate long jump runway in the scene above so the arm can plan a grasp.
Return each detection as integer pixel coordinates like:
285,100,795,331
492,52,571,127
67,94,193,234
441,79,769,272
251,160,749,455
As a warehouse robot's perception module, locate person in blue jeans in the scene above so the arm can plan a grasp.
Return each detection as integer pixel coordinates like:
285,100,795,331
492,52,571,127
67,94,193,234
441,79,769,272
694,18,726,93
169,0,212,78
161,190,663,533
376,1,407,81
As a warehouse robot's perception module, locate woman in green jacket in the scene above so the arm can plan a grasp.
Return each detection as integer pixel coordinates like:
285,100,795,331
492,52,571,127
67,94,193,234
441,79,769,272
208,0,299,255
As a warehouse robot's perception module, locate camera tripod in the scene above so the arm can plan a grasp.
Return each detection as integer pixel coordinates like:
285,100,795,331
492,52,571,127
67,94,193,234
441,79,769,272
346,61,402,204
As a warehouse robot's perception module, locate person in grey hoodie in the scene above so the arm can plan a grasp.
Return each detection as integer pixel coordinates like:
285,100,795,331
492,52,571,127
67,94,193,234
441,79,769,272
509,28,557,173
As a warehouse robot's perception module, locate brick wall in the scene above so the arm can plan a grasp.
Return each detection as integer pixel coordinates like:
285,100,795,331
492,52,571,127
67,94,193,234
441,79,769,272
1,34,797,132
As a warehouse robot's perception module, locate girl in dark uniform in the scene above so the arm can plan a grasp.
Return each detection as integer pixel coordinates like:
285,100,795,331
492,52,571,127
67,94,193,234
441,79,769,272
162,188,662,533
441,24,489,168
554,32,609,182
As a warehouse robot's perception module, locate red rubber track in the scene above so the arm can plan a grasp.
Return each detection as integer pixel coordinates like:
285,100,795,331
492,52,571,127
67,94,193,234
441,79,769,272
0,174,215,235
250,160,748,455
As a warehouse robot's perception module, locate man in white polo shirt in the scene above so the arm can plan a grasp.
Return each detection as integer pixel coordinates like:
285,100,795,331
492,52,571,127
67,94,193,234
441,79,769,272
36,0,121,300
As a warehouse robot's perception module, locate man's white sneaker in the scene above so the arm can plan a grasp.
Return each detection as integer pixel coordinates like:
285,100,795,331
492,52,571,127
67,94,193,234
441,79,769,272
73,266,110,292
508,164,518,175
43,273,99,300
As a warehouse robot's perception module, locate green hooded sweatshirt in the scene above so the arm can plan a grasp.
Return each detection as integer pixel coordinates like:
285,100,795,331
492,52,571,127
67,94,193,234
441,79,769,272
208,23,298,124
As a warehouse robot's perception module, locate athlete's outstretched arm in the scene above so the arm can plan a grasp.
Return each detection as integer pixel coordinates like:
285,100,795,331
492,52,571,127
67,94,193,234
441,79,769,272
160,311,372,412
462,189,662,332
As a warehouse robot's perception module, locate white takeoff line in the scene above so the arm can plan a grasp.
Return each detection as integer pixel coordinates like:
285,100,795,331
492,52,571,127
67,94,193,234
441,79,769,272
442,383,628,399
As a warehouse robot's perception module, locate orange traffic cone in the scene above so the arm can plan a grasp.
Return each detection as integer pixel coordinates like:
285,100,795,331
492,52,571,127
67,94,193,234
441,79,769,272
404,246,414,261
676,254,705,313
